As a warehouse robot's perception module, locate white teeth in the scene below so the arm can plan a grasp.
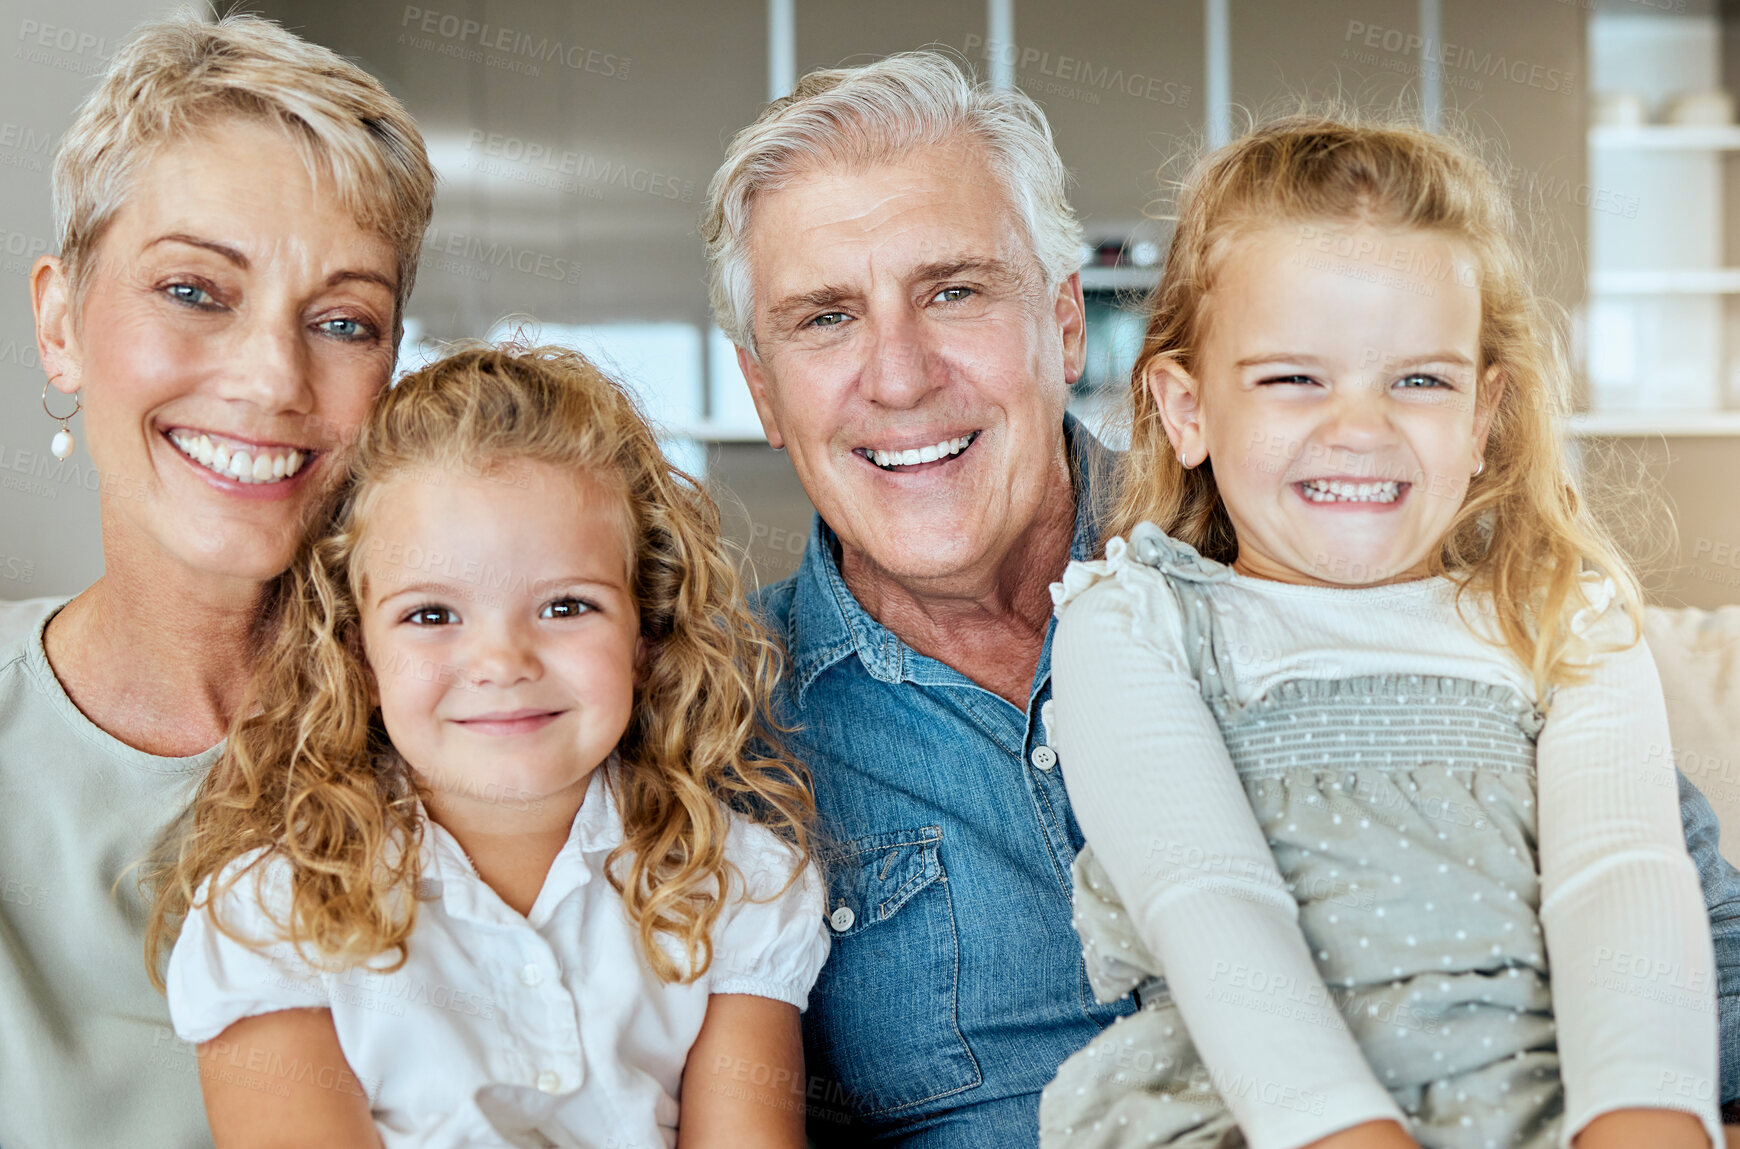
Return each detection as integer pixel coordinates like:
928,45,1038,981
1300,478,1402,504
867,433,976,469
167,431,310,485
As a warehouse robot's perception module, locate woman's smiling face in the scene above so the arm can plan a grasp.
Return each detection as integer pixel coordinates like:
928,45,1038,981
34,117,401,588
1151,221,1501,587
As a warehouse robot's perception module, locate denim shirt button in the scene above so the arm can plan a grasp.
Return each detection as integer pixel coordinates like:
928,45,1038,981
1030,744,1058,771
830,905,856,932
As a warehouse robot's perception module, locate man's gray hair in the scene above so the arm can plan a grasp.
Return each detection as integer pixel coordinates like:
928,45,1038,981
702,51,1082,354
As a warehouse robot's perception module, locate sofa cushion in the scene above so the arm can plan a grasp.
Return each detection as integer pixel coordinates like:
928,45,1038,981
1646,604,1740,867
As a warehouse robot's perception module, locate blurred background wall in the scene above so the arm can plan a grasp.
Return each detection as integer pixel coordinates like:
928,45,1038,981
4,0,1738,607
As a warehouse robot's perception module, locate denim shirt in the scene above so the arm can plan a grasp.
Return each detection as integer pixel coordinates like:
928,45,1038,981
757,415,1740,1145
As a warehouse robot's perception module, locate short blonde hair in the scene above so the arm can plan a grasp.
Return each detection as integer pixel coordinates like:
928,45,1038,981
703,50,1081,353
53,10,435,336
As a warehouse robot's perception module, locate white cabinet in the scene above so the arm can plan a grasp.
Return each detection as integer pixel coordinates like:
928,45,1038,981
1579,7,1740,435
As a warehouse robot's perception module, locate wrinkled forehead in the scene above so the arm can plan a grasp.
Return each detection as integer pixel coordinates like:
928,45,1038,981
745,142,1035,288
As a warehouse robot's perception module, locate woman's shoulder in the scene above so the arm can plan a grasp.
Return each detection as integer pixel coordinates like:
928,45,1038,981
0,596,63,675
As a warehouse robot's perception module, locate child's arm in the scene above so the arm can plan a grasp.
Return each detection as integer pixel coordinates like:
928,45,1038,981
198,1008,380,1149
677,994,805,1149
1302,1125,1419,1149
1574,1109,1710,1149
1052,567,1410,1149
1537,598,1723,1146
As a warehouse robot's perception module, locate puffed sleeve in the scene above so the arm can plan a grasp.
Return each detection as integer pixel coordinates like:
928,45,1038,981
165,851,332,1045
709,821,830,1010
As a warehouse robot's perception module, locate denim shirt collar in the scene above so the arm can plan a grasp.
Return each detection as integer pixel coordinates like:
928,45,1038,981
785,412,1113,702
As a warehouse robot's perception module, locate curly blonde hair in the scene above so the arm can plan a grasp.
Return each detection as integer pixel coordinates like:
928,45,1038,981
1109,114,1642,691
148,344,814,986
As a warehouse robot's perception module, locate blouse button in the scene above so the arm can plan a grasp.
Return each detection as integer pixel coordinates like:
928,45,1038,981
830,906,856,932
520,963,544,987
1030,745,1058,771
536,1070,562,1093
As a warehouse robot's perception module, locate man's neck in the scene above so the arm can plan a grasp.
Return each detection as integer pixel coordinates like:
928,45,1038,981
839,448,1078,708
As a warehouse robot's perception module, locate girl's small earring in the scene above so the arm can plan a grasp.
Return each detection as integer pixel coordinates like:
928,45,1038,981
42,376,81,461
1178,451,1191,469
1472,458,1485,477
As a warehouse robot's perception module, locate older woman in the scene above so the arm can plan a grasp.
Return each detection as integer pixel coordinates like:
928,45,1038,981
2,13,433,1146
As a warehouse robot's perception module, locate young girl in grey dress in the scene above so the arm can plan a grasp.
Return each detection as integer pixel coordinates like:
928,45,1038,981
1039,118,1720,1149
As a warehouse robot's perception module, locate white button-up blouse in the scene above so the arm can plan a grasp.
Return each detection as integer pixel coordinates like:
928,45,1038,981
167,767,830,1149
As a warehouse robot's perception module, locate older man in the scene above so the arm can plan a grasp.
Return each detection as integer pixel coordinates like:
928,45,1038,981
703,52,1740,1147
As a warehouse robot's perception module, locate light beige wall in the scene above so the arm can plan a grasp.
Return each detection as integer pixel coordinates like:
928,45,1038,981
0,0,191,599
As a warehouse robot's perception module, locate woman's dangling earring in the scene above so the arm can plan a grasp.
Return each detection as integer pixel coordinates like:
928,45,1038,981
43,376,80,460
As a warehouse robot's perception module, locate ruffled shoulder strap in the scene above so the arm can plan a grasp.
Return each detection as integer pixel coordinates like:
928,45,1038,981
1052,521,1240,709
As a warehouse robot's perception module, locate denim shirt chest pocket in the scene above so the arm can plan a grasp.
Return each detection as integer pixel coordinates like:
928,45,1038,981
804,825,982,1118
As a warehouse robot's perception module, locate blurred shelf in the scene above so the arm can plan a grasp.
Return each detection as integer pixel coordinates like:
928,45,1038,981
1590,269,1740,293
1589,125,1740,150
1566,411,1740,437
1079,266,1159,292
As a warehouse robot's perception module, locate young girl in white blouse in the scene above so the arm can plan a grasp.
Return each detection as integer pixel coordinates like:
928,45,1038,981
1040,119,1721,1149
147,345,827,1148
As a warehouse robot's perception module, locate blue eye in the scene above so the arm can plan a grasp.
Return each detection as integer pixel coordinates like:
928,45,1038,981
934,286,973,303
404,605,457,626
1397,374,1448,389
540,598,594,619
165,282,215,308
1260,375,1316,386
319,316,375,341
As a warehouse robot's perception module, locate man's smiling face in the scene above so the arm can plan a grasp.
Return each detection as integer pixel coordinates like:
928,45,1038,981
736,139,1085,585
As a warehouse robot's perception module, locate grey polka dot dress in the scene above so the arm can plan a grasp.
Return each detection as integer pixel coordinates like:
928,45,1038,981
1040,524,1562,1149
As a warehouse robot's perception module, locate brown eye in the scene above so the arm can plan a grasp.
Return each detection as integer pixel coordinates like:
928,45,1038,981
405,606,457,626
540,598,594,619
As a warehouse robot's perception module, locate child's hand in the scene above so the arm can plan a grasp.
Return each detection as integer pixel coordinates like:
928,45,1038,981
198,1007,381,1149
1575,1109,1710,1149
1303,1121,1422,1149
678,993,806,1149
